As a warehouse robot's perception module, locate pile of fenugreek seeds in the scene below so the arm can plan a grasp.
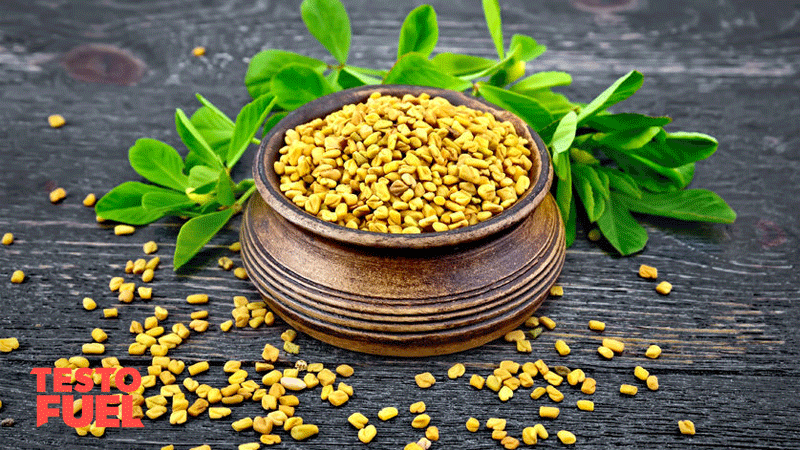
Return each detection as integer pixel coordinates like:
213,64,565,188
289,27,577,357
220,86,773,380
0,187,699,449
274,92,534,233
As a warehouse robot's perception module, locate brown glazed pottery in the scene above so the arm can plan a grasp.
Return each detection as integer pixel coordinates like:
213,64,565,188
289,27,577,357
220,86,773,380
241,85,565,356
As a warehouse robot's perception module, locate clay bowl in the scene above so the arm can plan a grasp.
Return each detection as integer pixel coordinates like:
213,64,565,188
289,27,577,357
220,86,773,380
242,85,565,356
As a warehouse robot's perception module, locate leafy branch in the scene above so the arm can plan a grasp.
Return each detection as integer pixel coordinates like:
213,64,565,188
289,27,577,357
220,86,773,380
97,0,736,269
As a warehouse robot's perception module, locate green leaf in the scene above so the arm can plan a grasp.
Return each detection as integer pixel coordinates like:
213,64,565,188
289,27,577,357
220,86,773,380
175,108,223,170
173,208,236,270
511,71,572,94
477,84,553,131
397,4,438,59
482,0,504,59
596,166,642,198
190,106,234,155
572,163,608,222
522,89,574,117
188,165,221,189
216,171,236,207
564,192,576,248
244,50,327,99
128,138,189,192
631,132,718,168
430,53,496,78
271,64,335,111
576,70,644,125
554,154,571,216
194,94,235,128
619,189,736,223
95,182,169,225
550,111,577,156
593,126,662,151
141,190,196,215
508,34,545,61
301,0,351,64
596,193,648,255
383,53,472,91
263,112,289,138
228,95,276,168
338,66,382,89
605,148,695,192
583,113,670,132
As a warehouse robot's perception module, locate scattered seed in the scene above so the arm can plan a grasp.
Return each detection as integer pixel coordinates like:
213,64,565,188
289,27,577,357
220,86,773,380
634,366,649,381
409,401,426,414
602,338,625,354
114,225,135,235
645,344,662,359
557,430,576,445
336,364,354,377
447,363,466,379
576,400,594,411
414,372,435,388
678,420,696,435
82,193,96,207
378,406,398,421
192,46,206,57
469,374,485,389
229,241,241,252
588,320,605,331
10,270,24,284
466,417,480,432
504,329,525,342
348,412,369,429
49,187,67,203
554,340,570,356
549,285,563,296
103,308,118,318
186,294,209,304
655,281,672,295
539,316,556,330
522,427,537,445
646,375,659,391
234,267,248,279
0,338,20,352
143,241,158,254
1,233,13,245
638,264,658,279
539,406,560,419
620,384,638,396
358,424,377,443
290,424,319,440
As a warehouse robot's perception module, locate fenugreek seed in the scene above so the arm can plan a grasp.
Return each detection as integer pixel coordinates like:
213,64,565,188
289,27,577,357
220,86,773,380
531,387,547,400
103,308,118,318
186,294,208,304
581,377,597,395
533,423,549,439
620,384,638,396
118,290,134,303
238,443,260,450
114,224,135,235
232,417,254,431
470,374,485,389
82,297,96,311
283,416,303,431
253,416,273,434
328,389,349,406
142,241,158,254
335,364,354,377
588,320,606,331
639,264,658,279
220,320,233,332
557,430,576,445
516,339,532,352
554,365,571,377
425,426,439,441
414,372,435,388
260,434,281,445
466,417,480,432
168,360,185,375
191,46,206,56
378,406,398,420
2,233,13,245
576,399,594,411
678,420,696,435
549,285,563,296
91,328,108,343
528,327,543,340
544,371,563,386
498,386,514,402
539,406,560,419
348,412,369,429
145,256,160,270
9,270,24,284
138,287,152,300
597,346,614,359
646,375,659,391
554,340,570,356
190,310,208,320
501,436,519,449
49,187,67,203
412,414,430,429
486,417,506,430
218,256,234,270
234,267,248,279
602,338,625,354
409,401,426,413
0,338,20,353
358,424,377,443
222,360,241,373
229,241,241,252
89,422,105,437
169,410,187,425
290,424,319,441
283,341,299,354
656,281,672,295
208,407,231,419
522,427,538,445
646,344,662,358
634,366,650,381
183,378,200,393
189,320,209,332
141,268,154,283
539,316,556,330
504,329,525,342
447,363,466,379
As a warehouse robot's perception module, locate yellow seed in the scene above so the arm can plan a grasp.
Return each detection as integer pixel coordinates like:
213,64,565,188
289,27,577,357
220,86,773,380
504,329,525,342
290,424,319,441
261,344,280,362
634,366,650,381
409,401,426,413
411,413,431,429
554,340,571,356
253,416,273,434
466,417,480,432
218,256,234,270
498,385,514,402
539,406,560,419
49,187,67,203
89,422,105,437
186,293,208,304
588,320,606,331
90,328,108,343
516,339,532,352
425,426,439,441
229,241,241,252
336,364,354,377
539,316,556,329
208,407,231,419
522,427,538,445
576,400,594,411
283,341,299,354
328,389,349,406
191,46,206,56
220,320,233,332
405,444,424,450
378,406,398,421
598,346,614,359
638,264,658,279
581,377,597,395
348,412,369,429
146,256,160,270
48,114,66,128
414,372,435,388
557,430,576,445
141,268,154,283
0,337,20,352
356,424,376,443
646,375,659,391
10,270,24,284
501,436,519,449
82,297,96,311
544,371,563,386
620,384,638,396
678,420,696,435
169,409,187,425
533,423,549,439
81,193,96,207
103,308,118,318
281,377,307,391
486,417,506,430
232,416,254,431
602,338,625,354
646,344,662,359
655,280,672,295
260,434,281,445
1,233,13,245
234,267,248,279
238,443,260,450
567,369,585,386
531,386,547,400
549,285,563,296
546,385,564,402
138,287,152,300
142,240,158,254
114,224,135,235
447,363,466,379
469,374,485,389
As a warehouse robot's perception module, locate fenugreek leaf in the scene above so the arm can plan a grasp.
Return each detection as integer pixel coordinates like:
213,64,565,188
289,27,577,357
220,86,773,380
576,70,644,125
430,53,496,78
95,182,170,225
597,166,642,199
508,34,545,61
175,109,224,170
596,193,648,255
383,53,472,91
173,208,235,270
606,147,695,192
619,189,736,223
190,106,234,155
583,113,671,132
593,126,662,151
141,190,196,215
477,84,553,131
564,191,577,248
301,0,351,64
482,0,504,59
245,50,327,99
397,4,438,59
188,165,220,189
271,64,335,111
227,95,276,168
550,111,577,158
572,163,609,223
128,138,189,192
338,67,382,89
262,112,289,138
194,94,235,128
511,71,572,94
519,89,574,117
216,170,236,207
630,132,718,168
554,152,572,231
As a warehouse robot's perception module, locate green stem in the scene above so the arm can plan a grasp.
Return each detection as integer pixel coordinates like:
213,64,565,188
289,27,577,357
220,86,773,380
234,184,258,208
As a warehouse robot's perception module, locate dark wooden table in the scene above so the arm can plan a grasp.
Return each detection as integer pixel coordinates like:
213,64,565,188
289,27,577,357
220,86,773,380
1,0,799,448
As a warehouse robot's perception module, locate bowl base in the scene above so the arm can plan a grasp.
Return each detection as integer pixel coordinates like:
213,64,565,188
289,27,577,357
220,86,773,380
240,193,565,357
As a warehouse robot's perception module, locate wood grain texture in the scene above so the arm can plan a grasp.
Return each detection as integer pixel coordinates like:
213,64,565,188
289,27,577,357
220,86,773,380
1,0,799,449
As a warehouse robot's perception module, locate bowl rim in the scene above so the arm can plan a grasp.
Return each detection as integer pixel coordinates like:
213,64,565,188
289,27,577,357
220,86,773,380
253,84,553,249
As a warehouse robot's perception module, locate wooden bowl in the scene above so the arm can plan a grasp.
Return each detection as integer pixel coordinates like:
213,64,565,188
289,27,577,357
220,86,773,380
241,85,565,356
